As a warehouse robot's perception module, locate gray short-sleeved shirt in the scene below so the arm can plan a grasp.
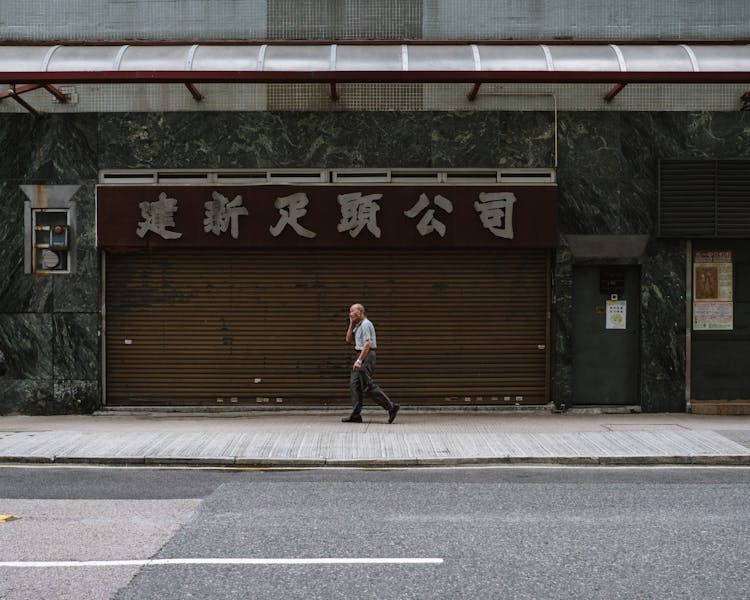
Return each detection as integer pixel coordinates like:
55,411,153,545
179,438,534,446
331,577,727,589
353,318,377,350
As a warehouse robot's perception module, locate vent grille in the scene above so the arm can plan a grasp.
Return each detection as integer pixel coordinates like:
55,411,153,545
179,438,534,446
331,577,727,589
717,161,750,237
659,160,750,238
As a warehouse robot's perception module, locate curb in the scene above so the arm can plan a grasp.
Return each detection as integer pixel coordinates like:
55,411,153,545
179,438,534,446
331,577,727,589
1,455,749,467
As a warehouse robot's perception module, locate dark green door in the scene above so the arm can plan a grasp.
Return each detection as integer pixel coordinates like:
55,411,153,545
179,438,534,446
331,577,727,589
572,265,640,405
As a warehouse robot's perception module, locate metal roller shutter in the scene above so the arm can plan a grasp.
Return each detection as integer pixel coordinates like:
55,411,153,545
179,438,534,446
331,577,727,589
105,248,550,406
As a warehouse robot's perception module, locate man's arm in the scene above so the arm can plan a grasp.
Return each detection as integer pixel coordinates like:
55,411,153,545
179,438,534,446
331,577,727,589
353,339,371,370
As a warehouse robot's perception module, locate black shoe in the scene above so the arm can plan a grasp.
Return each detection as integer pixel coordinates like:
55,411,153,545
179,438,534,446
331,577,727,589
388,405,400,424
341,415,363,423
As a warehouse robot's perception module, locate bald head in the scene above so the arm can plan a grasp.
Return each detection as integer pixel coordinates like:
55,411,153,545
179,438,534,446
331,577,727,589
349,303,366,323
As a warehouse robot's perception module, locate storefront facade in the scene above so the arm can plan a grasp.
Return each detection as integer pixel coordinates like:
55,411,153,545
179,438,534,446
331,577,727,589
1,1,749,414
97,180,555,407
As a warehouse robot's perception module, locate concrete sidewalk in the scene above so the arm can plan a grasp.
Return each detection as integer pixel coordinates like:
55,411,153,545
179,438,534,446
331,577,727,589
0,411,749,467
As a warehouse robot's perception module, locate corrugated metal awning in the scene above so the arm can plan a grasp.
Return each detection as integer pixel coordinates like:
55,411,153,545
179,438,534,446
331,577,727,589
1,43,749,84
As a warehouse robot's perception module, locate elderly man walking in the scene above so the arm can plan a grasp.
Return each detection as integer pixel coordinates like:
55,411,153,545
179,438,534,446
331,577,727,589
342,303,400,424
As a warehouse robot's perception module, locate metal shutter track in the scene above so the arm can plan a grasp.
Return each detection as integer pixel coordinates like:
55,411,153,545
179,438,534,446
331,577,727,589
105,249,549,406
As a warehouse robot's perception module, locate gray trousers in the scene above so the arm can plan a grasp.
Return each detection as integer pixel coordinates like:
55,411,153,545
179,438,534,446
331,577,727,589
349,351,395,415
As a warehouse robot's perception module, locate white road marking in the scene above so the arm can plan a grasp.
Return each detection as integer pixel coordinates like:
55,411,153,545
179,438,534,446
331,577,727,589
0,558,443,568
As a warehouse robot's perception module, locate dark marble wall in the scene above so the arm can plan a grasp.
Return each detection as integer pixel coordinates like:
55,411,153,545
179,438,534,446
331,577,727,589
2,110,748,413
0,115,100,414
96,111,556,170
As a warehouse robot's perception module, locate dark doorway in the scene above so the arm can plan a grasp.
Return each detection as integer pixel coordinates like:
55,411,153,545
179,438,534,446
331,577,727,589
692,240,750,400
572,265,640,405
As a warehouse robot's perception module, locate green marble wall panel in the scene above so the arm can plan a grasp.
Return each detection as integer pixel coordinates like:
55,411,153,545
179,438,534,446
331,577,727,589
0,314,53,380
53,183,99,313
98,112,555,170
551,245,574,408
0,380,53,415
0,379,97,415
557,113,633,235
0,115,99,414
639,240,686,412
53,380,100,413
24,115,99,183
0,115,34,180
52,313,99,380
0,183,53,313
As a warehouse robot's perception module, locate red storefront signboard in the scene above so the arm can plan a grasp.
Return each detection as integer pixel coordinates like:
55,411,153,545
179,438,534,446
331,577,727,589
97,185,557,248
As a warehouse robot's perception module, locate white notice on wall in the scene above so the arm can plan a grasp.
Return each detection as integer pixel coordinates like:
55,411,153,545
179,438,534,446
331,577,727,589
606,300,627,329
693,301,733,331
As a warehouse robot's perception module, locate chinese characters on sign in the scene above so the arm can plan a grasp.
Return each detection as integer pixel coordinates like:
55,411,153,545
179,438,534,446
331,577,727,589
270,193,316,239
693,250,733,330
136,192,182,239
337,192,383,238
99,184,557,249
404,194,454,237
203,191,248,239
134,189,519,241
474,192,516,239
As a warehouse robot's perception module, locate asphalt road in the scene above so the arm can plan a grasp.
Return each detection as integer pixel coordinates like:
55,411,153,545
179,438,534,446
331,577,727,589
1,466,749,599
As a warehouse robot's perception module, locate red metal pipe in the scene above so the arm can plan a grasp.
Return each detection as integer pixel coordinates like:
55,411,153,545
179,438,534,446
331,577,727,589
0,83,67,103
184,82,203,101
43,84,68,103
7,89,42,117
0,83,43,101
467,83,482,101
604,83,627,102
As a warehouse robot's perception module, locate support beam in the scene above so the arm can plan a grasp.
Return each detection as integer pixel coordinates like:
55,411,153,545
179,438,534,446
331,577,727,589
7,88,42,117
184,83,204,101
604,83,627,103
330,83,339,102
467,82,482,102
0,83,67,103
0,84,42,101
43,84,68,103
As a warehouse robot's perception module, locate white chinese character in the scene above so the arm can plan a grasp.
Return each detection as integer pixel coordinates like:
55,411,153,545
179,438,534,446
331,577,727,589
404,194,454,237
474,192,516,239
337,192,383,238
203,191,248,239
136,192,182,239
269,192,317,239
